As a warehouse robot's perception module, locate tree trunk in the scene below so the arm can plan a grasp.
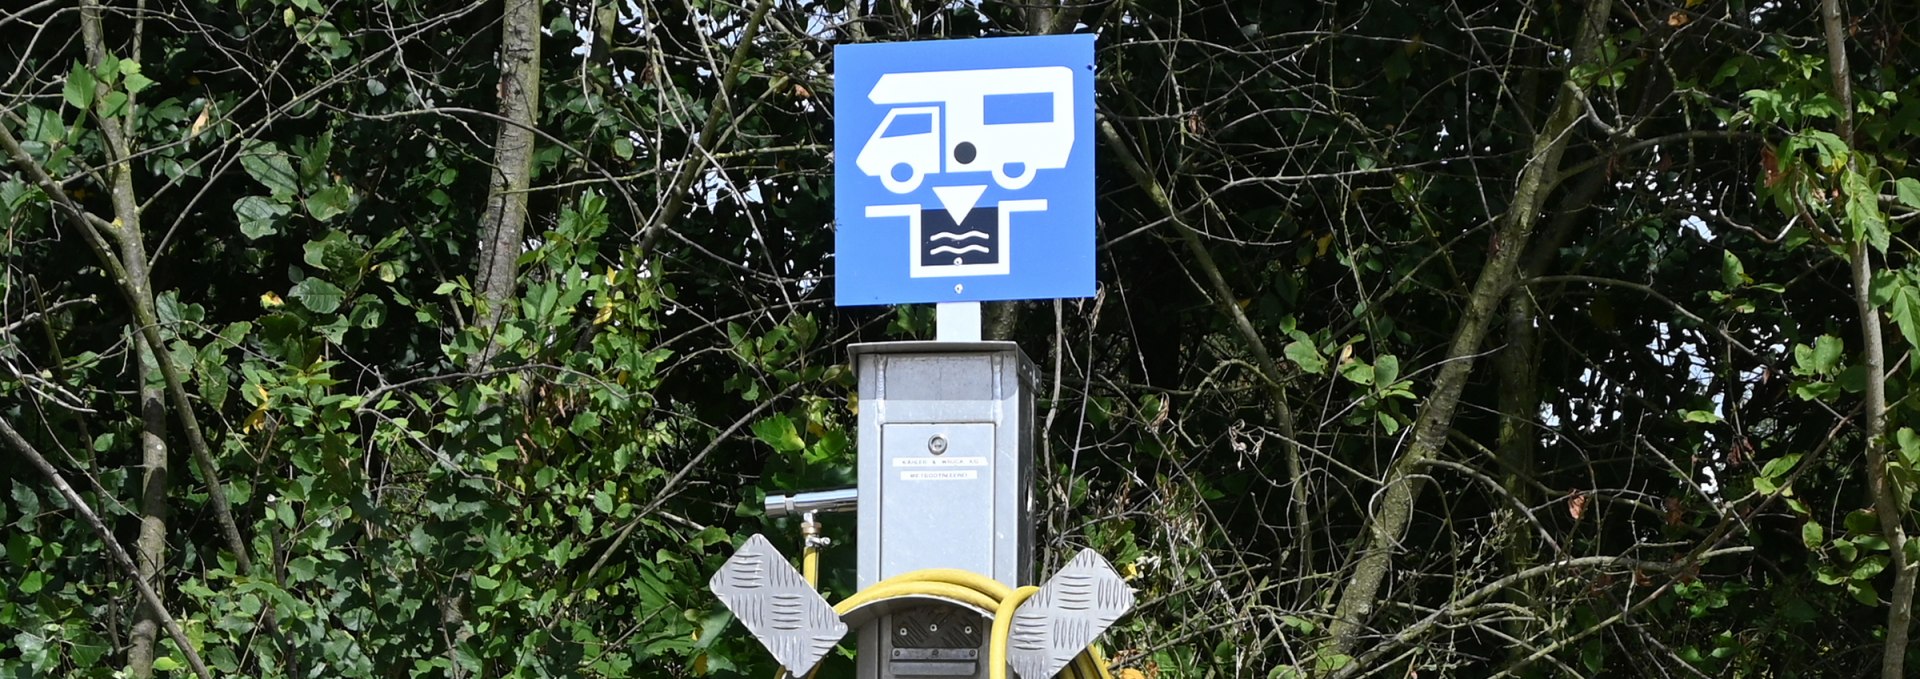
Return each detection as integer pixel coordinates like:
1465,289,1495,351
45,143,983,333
472,0,545,365
2,417,213,679
78,0,294,671
127,336,169,679
1317,0,1614,665
75,8,173,674
1819,1,1913,675
1492,166,1605,656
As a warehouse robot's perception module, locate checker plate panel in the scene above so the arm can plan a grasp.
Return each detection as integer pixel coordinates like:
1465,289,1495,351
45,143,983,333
1007,549,1135,679
709,534,848,675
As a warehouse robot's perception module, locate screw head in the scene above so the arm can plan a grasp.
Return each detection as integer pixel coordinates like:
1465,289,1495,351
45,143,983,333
963,625,974,635
927,623,939,633
897,626,909,636
928,435,948,455
954,283,964,293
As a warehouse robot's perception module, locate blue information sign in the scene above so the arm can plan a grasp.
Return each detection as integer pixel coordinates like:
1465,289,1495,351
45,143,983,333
834,34,1096,306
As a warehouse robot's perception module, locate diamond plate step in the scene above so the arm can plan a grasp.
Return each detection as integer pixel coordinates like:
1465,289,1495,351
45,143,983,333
709,534,848,675
1007,548,1135,679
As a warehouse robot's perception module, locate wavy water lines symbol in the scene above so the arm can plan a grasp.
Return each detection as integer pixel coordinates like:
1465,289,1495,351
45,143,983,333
930,244,991,255
929,231,990,241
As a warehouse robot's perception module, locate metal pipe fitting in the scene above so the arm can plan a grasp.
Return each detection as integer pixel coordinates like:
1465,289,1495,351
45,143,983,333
764,487,858,518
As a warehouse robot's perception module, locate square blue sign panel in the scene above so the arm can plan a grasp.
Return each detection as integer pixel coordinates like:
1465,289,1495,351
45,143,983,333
834,34,1096,306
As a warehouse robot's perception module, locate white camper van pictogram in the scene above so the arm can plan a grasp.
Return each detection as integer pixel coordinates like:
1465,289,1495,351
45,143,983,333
855,66,1076,194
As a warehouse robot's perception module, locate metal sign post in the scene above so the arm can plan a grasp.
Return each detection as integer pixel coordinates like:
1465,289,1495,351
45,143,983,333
712,34,1129,679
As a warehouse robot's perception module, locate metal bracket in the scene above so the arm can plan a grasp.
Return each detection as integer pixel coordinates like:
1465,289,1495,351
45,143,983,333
709,534,848,675
1007,548,1136,679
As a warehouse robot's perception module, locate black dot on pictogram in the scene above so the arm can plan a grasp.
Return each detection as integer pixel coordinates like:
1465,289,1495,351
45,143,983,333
954,142,977,164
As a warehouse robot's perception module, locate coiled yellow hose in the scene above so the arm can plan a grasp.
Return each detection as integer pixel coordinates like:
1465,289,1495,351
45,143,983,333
819,568,1114,679
775,543,1114,679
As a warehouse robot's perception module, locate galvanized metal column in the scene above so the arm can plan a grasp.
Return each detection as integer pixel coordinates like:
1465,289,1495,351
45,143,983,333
853,341,1035,679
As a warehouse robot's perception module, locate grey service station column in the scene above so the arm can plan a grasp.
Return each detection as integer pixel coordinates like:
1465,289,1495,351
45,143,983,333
855,341,1034,678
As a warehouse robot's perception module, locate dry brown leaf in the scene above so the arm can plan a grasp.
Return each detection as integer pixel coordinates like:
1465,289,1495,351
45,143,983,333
1568,490,1589,521
190,104,212,137
1667,11,1690,27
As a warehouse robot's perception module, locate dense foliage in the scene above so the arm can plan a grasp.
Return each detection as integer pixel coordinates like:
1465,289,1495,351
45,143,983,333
7,0,1920,677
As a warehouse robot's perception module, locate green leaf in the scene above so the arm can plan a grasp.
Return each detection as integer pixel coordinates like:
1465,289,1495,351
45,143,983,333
234,196,291,240
1760,453,1801,480
64,63,95,110
1376,411,1401,435
1682,410,1722,424
240,142,301,197
7,533,29,566
348,297,386,329
124,71,155,95
1721,251,1749,288
1845,168,1889,251
301,130,334,187
286,556,318,581
1847,510,1880,536
1900,428,1920,467
1374,354,1400,388
1837,539,1859,562
1839,365,1869,393
1815,335,1843,372
1851,580,1881,606
1887,280,1920,350
303,230,367,276
1854,555,1889,581
570,411,601,436
19,570,46,594
1801,94,1839,119
1817,566,1848,585
99,91,130,118
289,278,346,314
1803,521,1825,550
94,53,120,83
1315,654,1353,672
613,137,635,160
152,657,184,672
1284,340,1326,374
304,185,352,222
750,414,805,454
1802,130,1849,173
1339,360,1374,386
1897,177,1920,209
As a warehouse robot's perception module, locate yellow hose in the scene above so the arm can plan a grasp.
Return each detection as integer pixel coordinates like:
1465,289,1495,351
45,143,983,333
989,586,1041,679
774,545,827,679
803,569,1110,679
770,551,1109,678
834,580,1003,614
